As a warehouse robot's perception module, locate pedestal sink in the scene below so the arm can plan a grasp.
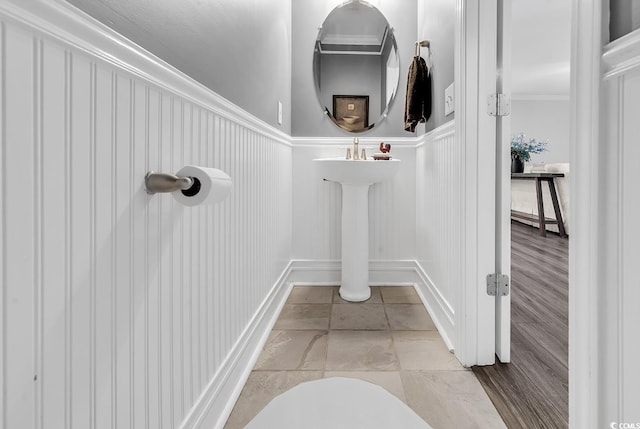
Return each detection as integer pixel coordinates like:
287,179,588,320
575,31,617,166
313,158,401,301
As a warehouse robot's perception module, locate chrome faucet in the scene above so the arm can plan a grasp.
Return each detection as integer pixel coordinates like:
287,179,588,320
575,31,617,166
353,137,359,160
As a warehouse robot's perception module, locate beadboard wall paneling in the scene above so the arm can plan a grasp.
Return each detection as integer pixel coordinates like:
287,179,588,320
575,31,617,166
415,121,458,345
291,139,417,262
0,6,292,429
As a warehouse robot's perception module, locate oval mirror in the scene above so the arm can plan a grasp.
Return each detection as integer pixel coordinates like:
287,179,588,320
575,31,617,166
313,1,399,133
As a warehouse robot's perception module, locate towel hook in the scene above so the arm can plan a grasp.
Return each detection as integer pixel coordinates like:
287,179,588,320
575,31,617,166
415,40,430,57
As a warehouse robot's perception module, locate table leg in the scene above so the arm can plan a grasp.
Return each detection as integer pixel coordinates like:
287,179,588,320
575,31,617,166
535,178,546,236
548,179,567,238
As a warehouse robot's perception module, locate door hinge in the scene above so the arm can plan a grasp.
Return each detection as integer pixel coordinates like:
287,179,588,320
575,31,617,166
487,93,511,117
487,273,510,296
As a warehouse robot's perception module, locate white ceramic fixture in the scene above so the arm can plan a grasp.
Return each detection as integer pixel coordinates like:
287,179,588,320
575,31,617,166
313,157,401,301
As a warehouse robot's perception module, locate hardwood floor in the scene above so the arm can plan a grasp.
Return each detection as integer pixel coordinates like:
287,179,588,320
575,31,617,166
473,221,568,428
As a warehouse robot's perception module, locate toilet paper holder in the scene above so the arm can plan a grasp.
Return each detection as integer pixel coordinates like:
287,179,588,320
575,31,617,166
145,171,196,195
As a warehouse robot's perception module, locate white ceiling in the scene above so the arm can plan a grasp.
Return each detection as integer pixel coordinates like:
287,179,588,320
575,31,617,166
511,0,571,97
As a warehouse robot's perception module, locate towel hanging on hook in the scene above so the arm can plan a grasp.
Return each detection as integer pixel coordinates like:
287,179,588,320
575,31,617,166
404,55,432,132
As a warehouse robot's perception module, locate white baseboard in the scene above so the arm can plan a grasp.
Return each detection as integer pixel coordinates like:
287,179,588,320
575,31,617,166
369,260,422,285
286,260,341,284
413,262,455,352
181,263,294,429
287,259,422,285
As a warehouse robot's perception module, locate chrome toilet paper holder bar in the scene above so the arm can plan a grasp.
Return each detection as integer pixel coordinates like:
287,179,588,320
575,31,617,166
145,171,195,195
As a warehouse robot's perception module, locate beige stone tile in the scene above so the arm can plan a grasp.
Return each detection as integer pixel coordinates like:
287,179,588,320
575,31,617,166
380,286,422,303
333,286,383,303
286,286,334,304
253,330,328,370
224,371,323,429
323,371,407,403
401,370,507,429
326,330,399,371
386,304,436,331
273,304,331,330
330,303,389,330
392,331,463,371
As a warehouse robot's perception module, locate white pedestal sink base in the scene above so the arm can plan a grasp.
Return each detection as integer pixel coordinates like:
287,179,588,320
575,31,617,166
313,157,401,303
339,184,371,302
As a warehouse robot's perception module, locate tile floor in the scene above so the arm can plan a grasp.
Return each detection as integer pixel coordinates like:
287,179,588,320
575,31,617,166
224,286,506,429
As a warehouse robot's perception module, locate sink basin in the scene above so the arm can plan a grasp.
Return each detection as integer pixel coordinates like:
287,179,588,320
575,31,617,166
313,158,401,185
313,157,402,301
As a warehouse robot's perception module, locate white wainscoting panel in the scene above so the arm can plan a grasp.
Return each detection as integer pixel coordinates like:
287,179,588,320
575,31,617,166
291,139,417,262
0,3,292,429
415,121,458,346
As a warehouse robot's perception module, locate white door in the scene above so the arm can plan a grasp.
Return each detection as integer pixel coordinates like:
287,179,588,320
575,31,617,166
495,0,512,363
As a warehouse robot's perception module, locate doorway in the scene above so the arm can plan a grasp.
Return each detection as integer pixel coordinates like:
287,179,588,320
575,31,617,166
471,0,571,426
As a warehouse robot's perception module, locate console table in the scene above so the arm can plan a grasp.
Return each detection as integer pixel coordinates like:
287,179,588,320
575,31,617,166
511,173,567,238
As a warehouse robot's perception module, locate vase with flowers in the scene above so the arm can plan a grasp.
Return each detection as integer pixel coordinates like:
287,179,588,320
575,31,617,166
511,133,548,173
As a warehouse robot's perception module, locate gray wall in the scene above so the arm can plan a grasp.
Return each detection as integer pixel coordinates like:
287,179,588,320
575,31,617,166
67,0,292,133
418,0,455,133
511,99,570,164
610,0,640,41
292,0,417,137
